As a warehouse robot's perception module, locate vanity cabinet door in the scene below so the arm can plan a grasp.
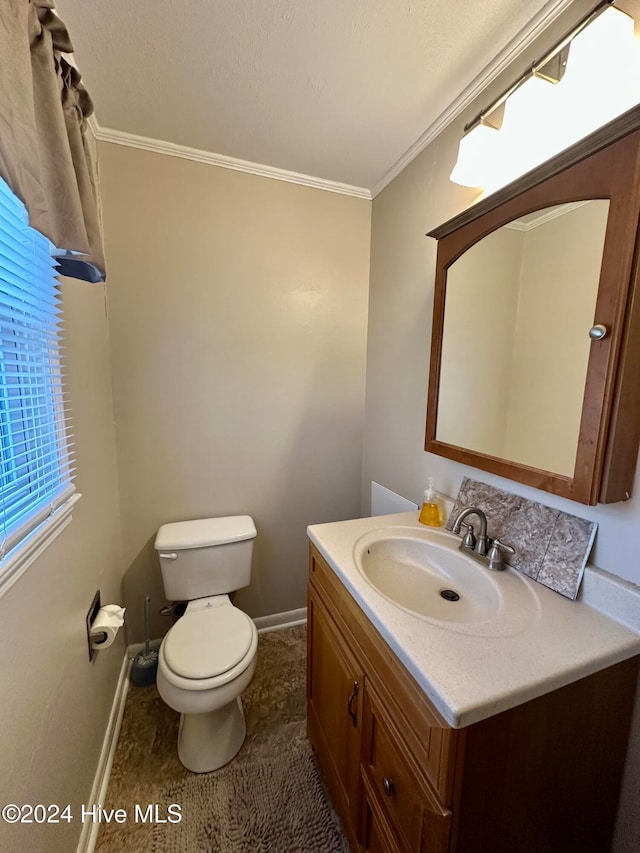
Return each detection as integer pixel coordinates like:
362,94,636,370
307,586,364,847
361,682,451,853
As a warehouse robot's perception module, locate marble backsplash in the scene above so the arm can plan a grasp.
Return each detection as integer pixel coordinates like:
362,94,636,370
446,478,597,599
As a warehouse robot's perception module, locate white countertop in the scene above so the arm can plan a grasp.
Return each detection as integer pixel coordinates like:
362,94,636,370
307,511,640,728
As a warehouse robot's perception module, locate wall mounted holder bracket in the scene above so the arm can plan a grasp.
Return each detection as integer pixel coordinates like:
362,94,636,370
86,589,102,662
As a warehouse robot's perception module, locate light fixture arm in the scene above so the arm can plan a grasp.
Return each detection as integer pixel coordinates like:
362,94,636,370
465,0,615,134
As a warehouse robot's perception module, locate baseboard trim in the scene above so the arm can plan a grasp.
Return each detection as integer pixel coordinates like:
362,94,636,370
127,611,307,650
253,607,307,633
76,651,131,853
127,605,308,649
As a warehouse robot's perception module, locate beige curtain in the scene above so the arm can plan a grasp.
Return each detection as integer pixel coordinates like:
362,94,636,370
0,0,105,282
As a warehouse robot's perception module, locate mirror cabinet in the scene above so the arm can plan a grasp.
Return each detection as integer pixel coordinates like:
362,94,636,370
426,105,640,505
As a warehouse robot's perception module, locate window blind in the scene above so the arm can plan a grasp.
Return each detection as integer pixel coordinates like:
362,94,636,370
0,176,75,561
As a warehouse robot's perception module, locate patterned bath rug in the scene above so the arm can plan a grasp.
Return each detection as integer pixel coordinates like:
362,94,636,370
152,732,348,853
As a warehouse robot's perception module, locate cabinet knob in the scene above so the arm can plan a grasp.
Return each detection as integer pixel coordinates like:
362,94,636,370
382,777,395,797
589,324,608,340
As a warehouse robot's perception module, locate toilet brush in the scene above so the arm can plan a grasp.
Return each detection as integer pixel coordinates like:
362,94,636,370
131,596,159,687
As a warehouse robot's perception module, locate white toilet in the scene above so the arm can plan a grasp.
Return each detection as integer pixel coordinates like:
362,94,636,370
154,515,258,773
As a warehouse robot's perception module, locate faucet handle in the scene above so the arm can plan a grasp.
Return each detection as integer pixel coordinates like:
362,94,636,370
460,522,476,549
487,538,515,571
492,538,515,554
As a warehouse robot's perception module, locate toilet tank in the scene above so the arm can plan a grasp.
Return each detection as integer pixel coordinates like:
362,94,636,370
154,515,256,601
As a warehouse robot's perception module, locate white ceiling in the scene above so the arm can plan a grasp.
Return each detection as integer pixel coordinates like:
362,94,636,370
55,0,569,194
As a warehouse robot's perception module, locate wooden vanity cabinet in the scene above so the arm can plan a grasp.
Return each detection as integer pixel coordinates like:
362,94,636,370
308,543,457,852
307,543,639,853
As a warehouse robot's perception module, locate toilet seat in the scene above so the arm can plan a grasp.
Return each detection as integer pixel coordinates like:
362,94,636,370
159,605,258,692
164,606,254,679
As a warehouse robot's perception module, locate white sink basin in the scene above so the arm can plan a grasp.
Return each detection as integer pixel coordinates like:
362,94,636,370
353,526,540,637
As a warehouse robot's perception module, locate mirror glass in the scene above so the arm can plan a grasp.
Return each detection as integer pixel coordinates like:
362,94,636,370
436,200,610,476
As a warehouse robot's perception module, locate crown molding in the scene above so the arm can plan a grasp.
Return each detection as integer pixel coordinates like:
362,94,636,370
91,124,372,200
88,0,574,202
370,0,575,198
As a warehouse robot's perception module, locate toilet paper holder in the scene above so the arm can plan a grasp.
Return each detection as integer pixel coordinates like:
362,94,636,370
86,589,104,661
86,592,126,659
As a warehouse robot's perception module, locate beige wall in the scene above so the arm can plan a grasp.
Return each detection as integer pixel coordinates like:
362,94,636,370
99,142,371,642
0,278,124,852
362,2,640,849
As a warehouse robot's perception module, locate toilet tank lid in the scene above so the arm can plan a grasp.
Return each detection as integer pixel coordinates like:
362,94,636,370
154,515,256,550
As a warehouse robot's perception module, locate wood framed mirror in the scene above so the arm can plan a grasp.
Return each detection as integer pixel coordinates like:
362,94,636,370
425,105,640,505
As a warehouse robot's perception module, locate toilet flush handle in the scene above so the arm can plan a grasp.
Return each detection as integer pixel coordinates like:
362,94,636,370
159,552,178,560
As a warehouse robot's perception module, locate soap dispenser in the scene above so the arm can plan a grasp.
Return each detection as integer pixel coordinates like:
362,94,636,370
419,478,444,527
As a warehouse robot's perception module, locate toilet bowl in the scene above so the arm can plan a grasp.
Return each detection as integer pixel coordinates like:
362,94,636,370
154,514,258,772
156,594,258,773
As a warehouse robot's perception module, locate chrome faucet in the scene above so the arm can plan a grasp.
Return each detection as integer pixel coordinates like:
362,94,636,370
451,506,515,571
452,506,489,555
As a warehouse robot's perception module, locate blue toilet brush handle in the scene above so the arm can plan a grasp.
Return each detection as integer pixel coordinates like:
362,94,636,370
144,595,151,657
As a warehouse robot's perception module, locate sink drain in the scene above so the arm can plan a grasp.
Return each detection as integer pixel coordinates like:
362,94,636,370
440,589,460,602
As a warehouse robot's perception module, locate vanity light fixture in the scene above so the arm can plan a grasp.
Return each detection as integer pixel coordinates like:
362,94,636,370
450,0,639,191
448,104,505,188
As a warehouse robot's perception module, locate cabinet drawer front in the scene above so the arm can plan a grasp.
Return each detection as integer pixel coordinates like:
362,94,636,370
361,772,407,853
362,684,451,853
366,722,425,850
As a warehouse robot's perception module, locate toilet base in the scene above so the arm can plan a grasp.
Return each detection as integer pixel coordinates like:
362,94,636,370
177,696,247,773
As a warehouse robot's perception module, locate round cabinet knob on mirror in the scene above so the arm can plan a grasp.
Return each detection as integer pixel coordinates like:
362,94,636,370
589,324,608,340
382,777,395,796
